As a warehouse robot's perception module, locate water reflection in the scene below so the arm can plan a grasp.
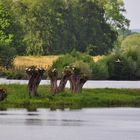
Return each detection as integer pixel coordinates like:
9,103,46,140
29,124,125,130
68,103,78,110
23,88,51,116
25,118,87,126
25,119,43,126
0,108,140,140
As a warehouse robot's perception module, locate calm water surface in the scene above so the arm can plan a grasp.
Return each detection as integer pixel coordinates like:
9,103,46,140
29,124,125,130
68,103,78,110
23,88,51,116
0,108,140,140
1,78,140,88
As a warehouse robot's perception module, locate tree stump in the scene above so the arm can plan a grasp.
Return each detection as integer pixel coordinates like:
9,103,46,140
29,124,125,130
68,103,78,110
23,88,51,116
48,68,58,95
26,66,45,97
0,88,7,101
58,66,72,92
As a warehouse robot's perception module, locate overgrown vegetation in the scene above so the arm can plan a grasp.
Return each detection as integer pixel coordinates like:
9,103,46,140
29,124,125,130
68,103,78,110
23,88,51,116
0,85,140,110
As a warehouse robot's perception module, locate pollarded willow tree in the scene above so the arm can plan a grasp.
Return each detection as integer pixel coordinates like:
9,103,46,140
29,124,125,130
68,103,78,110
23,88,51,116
48,66,73,95
69,67,88,93
48,68,58,96
48,64,90,95
69,60,91,93
25,60,91,96
58,66,72,92
26,66,45,97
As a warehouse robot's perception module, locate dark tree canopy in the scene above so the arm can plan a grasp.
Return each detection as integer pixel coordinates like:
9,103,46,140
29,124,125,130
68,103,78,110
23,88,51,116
0,2,17,68
0,0,128,56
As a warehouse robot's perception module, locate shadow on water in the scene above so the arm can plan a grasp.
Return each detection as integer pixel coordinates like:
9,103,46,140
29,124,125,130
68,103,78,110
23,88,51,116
24,118,86,126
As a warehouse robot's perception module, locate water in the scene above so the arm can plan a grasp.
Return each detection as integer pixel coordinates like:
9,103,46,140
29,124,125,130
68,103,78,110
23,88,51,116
0,108,140,140
1,78,140,89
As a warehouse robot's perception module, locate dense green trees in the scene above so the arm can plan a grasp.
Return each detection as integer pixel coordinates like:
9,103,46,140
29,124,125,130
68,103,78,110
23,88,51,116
0,2,16,68
0,0,128,56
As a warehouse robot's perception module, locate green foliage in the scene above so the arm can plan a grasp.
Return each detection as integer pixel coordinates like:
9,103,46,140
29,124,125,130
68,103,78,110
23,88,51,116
50,0,118,55
0,3,13,46
90,39,140,80
91,57,109,80
107,55,133,80
0,2,17,68
0,85,140,109
73,60,92,77
0,0,128,56
0,45,16,69
52,51,93,78
88,33,140,80
120,33,140,79
121,33,140,50
96,0,129,29
0,68,27,79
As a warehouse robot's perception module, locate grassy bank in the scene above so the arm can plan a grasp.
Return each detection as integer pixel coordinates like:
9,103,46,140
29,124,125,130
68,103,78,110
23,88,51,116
0,85,140,110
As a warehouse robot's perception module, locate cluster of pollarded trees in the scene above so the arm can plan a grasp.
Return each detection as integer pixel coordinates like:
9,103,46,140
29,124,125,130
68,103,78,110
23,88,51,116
25,66,88,97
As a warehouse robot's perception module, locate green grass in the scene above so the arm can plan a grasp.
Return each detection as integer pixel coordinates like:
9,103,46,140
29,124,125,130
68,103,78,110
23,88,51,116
0,84,140,110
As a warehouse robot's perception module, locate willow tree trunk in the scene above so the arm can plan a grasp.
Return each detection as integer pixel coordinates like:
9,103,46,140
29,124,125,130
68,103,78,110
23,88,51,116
48,69,58,95
70,74,88,93
0,89,7,101
76,75,88,93
69,73,78,93
58,74,70,92
28,73,41,97
50,77,57,95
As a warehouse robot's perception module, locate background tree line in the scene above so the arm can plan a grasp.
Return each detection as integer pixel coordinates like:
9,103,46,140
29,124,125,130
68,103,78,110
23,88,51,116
0,0,129,57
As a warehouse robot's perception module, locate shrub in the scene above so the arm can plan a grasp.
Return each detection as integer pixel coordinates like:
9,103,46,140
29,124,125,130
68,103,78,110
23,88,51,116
91,56,109,80
72,61,92,77
107,54,137,80
51,51,94,78
0,45,16,69
121,33,140,51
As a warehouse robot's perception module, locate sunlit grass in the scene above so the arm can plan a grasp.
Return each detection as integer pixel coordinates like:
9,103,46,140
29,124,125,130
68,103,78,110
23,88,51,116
14,55,103,69
14,56,59,69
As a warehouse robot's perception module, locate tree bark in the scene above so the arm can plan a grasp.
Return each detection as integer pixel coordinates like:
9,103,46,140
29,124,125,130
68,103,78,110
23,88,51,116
48,69,58,95
28,73,41,97
76,75,88,93
0,88,7,101
69,73,78,93
26,67,45,97
58,74,69,92
57,66,72,93
70,73,88,93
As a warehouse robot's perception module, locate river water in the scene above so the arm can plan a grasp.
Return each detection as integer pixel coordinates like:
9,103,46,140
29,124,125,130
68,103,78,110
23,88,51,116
0,78,140,89
0,108,140,140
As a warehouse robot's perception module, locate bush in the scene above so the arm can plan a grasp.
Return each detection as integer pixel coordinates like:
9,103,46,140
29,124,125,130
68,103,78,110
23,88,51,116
0,45,16,69
121,33,140,51
120,35,140,79
51,51,94,78
0,69,27,80
91,56,109,80
73,61,92,77
107,54,137,80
